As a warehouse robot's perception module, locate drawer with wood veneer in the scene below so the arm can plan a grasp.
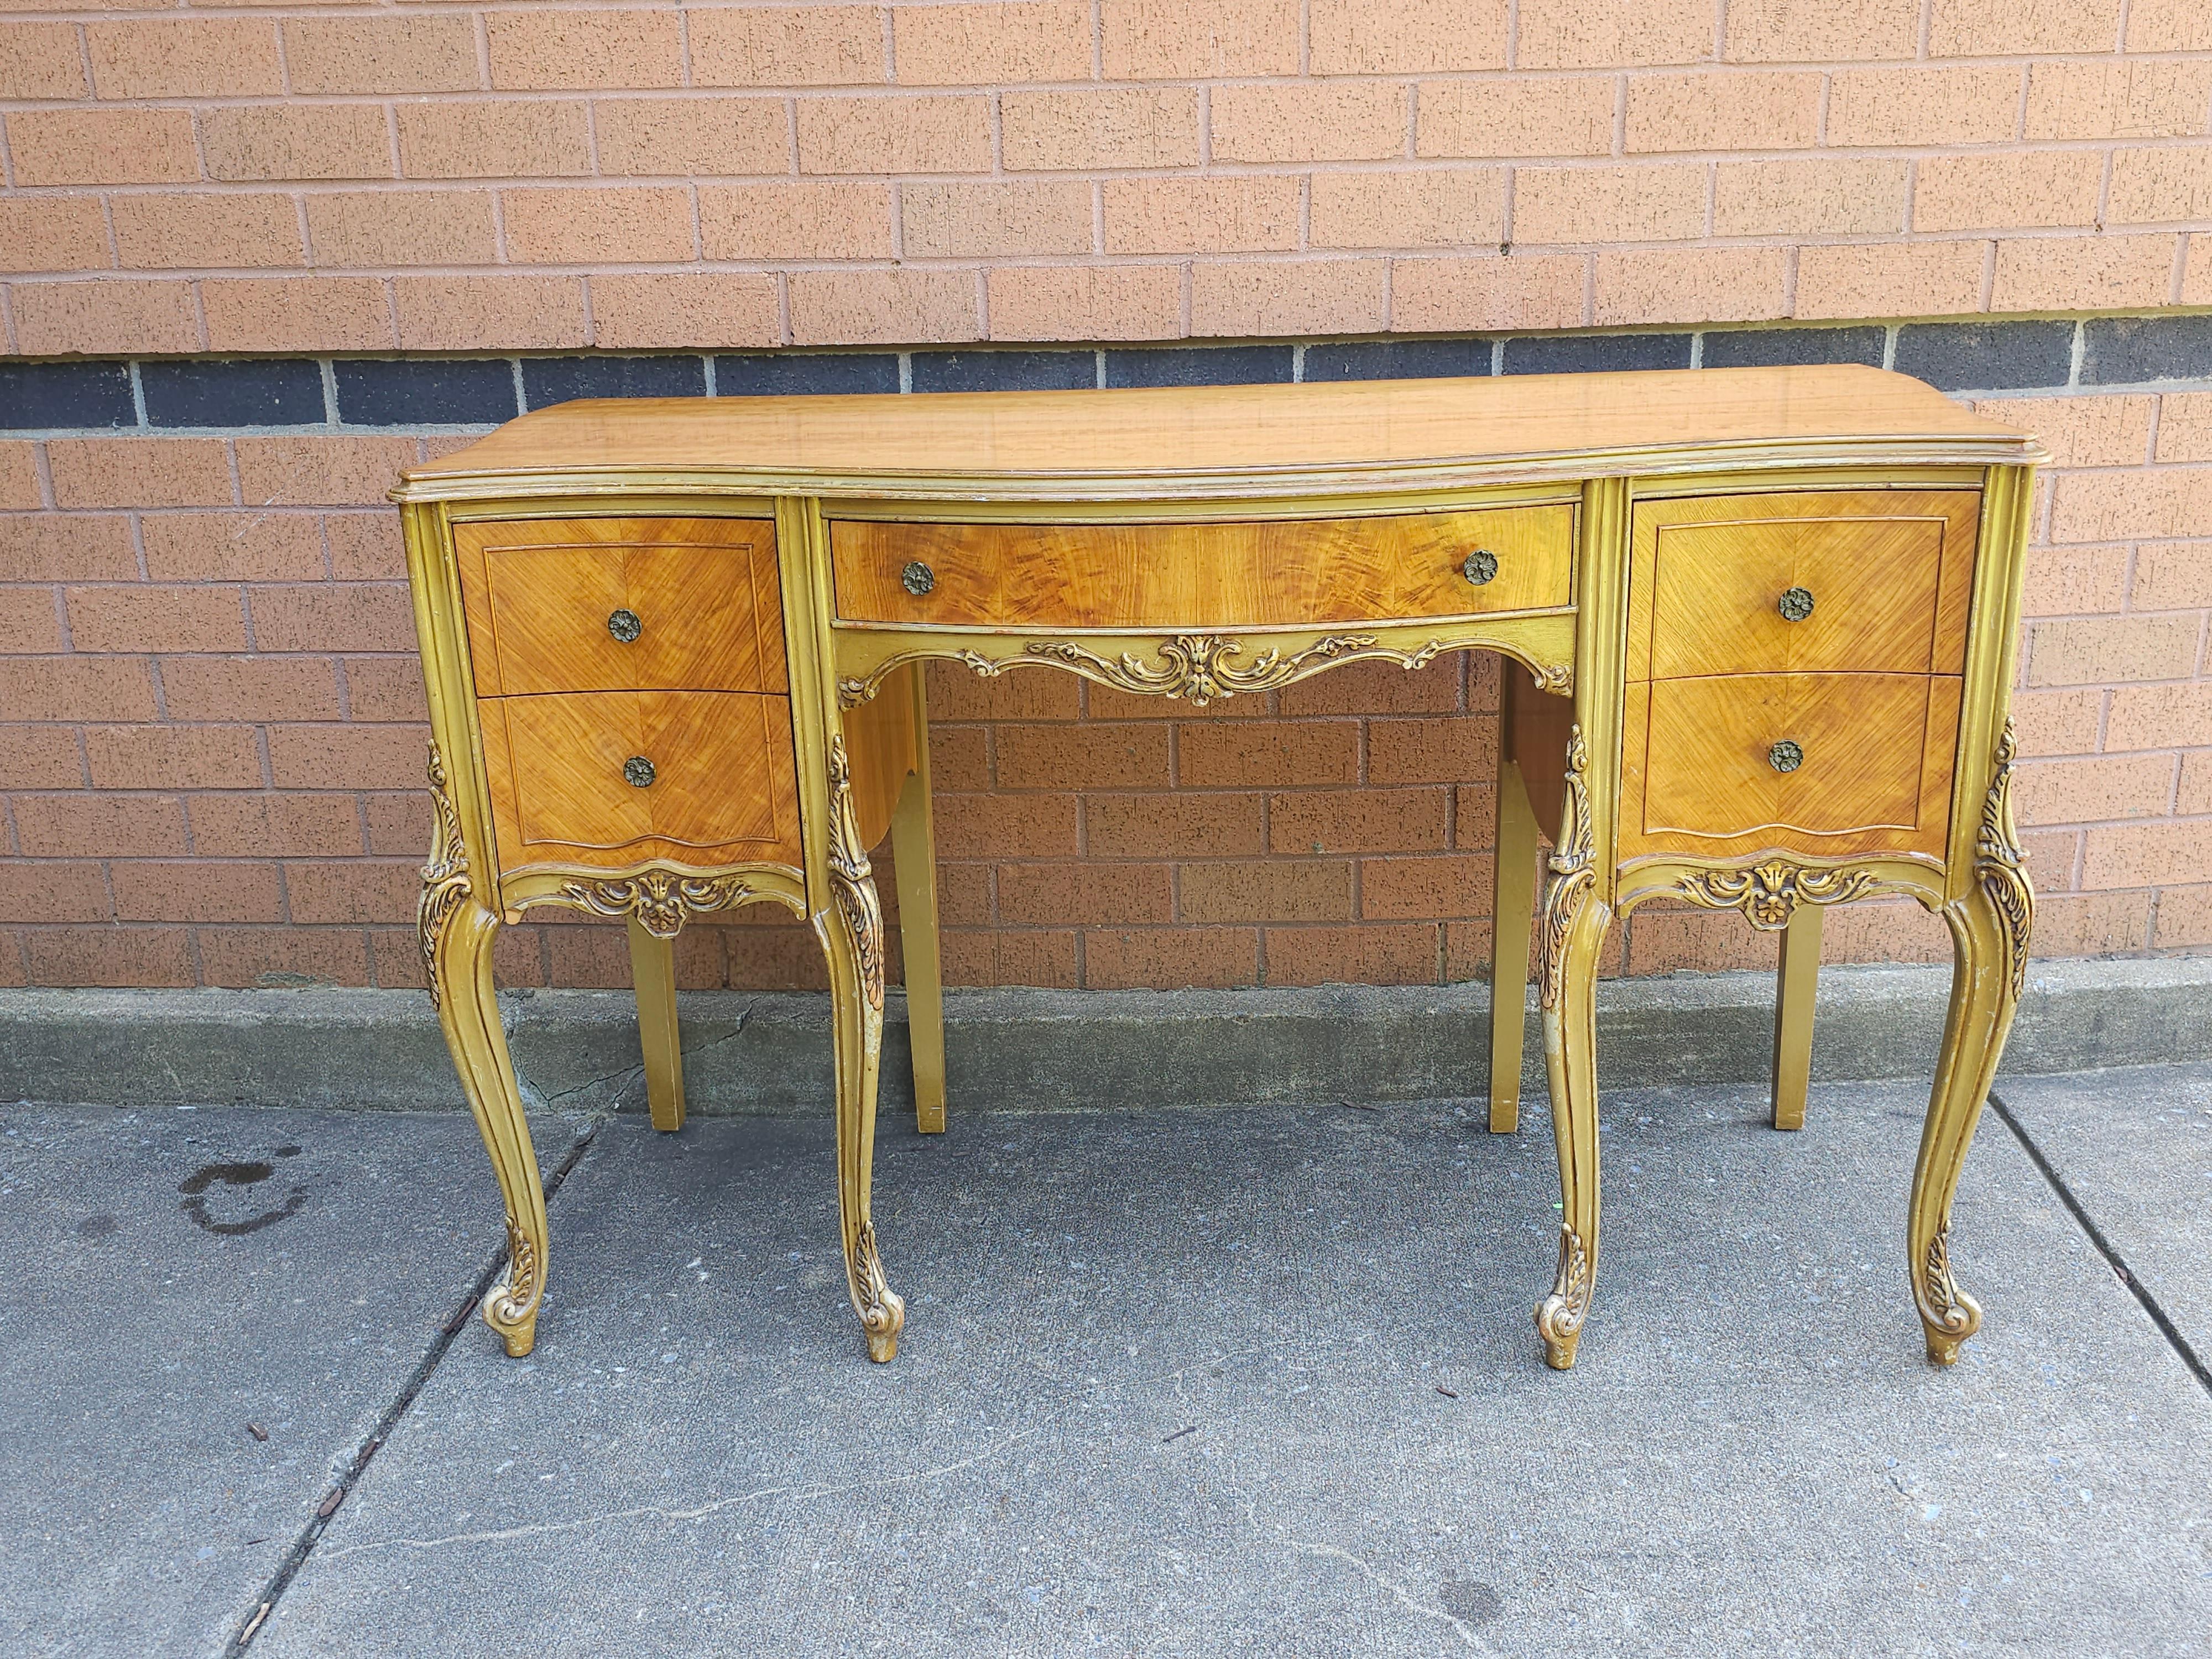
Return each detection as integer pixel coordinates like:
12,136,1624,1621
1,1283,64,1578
477,690,803,872
458,517,786,696
830,505,1574,630
1626,491,1979,680
1621,672,1961,862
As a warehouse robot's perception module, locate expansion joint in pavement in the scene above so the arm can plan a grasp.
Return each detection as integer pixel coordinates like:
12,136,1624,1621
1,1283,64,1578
220,1114,612,1655
1989,1088,2212,1399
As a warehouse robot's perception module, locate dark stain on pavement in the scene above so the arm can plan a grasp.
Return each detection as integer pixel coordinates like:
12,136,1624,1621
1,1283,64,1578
179,1160,308,1237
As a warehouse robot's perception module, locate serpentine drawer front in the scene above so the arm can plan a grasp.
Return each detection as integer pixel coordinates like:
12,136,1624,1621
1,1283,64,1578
392,367,2043,1383
828,505,1574,629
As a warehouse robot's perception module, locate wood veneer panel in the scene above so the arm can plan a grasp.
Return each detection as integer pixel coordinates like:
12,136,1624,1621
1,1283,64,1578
456,517,784,696
830,506,1573,629
404,367,2033,485
480,690,801,872
1620,672,1960,862
1626,491,1979,681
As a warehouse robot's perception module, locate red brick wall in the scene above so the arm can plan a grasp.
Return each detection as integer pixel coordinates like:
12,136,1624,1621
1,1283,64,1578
2,3,2209,990
3,1,2210,350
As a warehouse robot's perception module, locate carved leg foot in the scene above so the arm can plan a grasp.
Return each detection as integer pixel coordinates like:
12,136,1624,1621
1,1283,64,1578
1909,722,2031,1368
820,734,905,1364
1535,725,1607,1371
428,896,549,1360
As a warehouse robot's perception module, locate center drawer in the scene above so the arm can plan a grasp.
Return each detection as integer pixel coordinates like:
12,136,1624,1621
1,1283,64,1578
477,690,802,871
829,505,1575,629
457,517,786,696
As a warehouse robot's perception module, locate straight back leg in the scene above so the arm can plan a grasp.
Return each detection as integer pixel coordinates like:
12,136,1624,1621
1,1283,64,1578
628,917,686,1132
1487,757,1541,1133
888,665,947,1134
1770,904,1822,1131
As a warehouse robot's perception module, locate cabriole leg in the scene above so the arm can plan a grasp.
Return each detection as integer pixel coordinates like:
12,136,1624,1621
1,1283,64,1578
1770,904,1822,1132
889,667,947,1135
628,916,686,1133
1911,722,2033,1366
1535,726,1606,1370
430,899,550,1359
821,737,906,1363
1488,757,1541,1134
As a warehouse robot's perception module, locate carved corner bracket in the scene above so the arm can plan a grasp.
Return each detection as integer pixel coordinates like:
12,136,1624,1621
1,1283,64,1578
825,733,886,1010
555,869,759,938
417,741,472,1009
1537,723,1595,1012
1975,717,2034,1001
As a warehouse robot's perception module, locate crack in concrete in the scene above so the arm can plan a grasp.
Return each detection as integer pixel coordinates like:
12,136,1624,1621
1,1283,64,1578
221,1115,611,1655
1289,1541,1494,1652
1989,1088,2212,1398
317,1427,1042,1560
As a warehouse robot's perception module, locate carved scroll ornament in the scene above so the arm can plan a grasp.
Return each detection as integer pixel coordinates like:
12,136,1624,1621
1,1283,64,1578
417,742,472,1009
825,734,885,1010
1535,1222,1592,1356
1537,724,1595,1012
1975,718,2034,1001
1673,860,1881,931
556,869,758,938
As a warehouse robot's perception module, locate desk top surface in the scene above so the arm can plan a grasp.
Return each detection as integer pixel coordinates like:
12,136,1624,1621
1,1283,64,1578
399,366,2040,500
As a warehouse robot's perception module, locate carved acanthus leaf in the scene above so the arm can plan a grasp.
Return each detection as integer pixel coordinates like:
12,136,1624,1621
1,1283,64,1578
1919,1222,1979,1340
825,734,885,1010
1673,860,1881,931
1022,632,1444,707
1538,724,1595,1012
417,742,472,1009
556,869,757,938
1535,1222,1592,1349
850,1220,904,1341
1975,718,2034,1002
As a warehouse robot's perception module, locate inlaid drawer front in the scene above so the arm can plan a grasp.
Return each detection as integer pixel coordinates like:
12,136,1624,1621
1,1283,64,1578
1627,491,1980,680
478,690,802,871
1622,672,1961,861
829,505,1575,629
457,517,785,696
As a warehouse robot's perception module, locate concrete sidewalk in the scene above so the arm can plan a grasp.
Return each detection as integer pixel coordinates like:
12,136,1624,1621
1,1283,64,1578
3,1067,2208,1657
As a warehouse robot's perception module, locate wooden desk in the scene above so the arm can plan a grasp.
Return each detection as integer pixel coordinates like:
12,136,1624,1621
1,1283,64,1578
393,367,2042,1372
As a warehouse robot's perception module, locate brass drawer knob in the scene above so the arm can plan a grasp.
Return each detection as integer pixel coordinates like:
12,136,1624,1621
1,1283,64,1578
607,607,643,643
1462,548,1498,585
1768,739,1804,774
623,755,656,789
1777,586,1815,623
901,561,936,597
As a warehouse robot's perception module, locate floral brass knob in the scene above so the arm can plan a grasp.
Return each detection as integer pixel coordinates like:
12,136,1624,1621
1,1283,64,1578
1778,587,1815,623
901,561,936,597
608,607,643,642
1768,739,1803,774
623,755,656,788
1462,548,1499,585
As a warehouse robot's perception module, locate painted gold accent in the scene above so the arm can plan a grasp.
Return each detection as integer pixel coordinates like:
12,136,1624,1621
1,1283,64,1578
1538,724,1594,1014
1034,632,1443,707
417,742,471,1010
850,1220,905,1361
825,733,885,1012
556,868,757,938
1535,1222,1592,1370
487,1218,541,1344
1977,718,2034,1003
1673,858,1881,931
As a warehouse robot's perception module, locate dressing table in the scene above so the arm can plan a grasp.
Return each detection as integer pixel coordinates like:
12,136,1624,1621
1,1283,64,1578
394,367,2041,1371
